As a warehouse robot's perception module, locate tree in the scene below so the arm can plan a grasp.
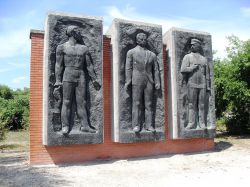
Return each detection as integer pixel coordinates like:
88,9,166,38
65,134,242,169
214,35,250,134
0,85,29,139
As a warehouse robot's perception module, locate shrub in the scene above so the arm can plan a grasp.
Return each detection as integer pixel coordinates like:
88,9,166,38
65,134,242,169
214,36,250,134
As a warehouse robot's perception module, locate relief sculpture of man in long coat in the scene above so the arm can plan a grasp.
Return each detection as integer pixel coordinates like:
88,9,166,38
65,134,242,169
180,38,210,130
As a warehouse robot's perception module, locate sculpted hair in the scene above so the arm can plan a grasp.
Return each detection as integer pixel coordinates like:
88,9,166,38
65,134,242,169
66,26,78,37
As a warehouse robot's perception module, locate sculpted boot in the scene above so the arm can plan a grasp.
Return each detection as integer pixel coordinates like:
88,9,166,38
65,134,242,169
145,125,156,132
186,107,196,129
80,125,96,133
62,125,69,135
133,125,140,133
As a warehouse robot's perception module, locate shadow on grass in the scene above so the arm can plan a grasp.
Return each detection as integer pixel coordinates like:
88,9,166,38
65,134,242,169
0,144,22,150
0,152,72,187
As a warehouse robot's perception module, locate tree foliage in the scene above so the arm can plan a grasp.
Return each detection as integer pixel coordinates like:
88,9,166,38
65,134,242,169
0,85,29,140
214,35,250,134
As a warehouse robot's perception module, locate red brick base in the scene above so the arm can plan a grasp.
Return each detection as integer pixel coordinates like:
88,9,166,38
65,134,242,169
29,31,214,165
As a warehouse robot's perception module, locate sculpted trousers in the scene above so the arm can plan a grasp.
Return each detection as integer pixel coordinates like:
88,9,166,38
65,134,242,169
132,80,153,129
61,80,88,129
187,87,206,128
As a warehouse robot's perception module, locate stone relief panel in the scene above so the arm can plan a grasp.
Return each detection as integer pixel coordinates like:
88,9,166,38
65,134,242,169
107,19,165,143
164,28,216,139
43,12,103,145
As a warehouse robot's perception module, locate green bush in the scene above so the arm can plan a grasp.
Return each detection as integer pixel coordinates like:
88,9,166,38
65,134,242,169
214,36,250,134
0,86,29,132
0,121,7,141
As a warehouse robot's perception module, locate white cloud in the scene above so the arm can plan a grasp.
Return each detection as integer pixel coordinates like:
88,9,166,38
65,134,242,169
0,68,11,73
240,7,250,17
12,76,26,84
7,61,28,68
103,5,250,59
0,28,30,59
103,5,211,33
0,10,41,59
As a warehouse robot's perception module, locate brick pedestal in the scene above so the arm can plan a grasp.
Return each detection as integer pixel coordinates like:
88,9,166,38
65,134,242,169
29,30,214,165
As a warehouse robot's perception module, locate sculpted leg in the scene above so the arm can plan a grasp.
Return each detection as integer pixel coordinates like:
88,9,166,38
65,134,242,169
198,88,206,129
76,79,96,133
132,84,143,132
61,82,75,135
186,87,198,129
144,82,155,132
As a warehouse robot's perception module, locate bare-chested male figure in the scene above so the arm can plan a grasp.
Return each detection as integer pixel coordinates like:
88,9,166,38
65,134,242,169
54,26,100,135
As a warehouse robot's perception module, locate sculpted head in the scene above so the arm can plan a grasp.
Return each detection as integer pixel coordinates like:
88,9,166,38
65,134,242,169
190,38,202,53
136,32,147,47
66,26,81,41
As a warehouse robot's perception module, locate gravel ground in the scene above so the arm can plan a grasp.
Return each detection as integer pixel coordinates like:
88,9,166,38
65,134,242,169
0,136,250,187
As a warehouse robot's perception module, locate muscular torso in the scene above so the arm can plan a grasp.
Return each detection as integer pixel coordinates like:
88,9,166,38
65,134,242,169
62,42,88,69
57,42,89,83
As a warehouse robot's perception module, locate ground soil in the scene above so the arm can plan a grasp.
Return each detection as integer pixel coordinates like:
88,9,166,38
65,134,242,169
0,135,250,187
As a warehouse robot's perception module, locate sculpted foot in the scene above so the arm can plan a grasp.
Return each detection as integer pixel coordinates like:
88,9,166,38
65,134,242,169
133,126,140,133
199,123,207,130
145,126,156,132
80,126,96,133
186,123,196,130
62,126,69,135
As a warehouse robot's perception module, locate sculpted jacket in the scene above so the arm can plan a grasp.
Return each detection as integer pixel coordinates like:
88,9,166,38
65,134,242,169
180,52,210,90
125,45,160,86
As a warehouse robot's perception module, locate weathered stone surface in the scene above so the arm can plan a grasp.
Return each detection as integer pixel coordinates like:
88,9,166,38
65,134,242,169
43,12,103,145
107,19,165,143
163,27,216,139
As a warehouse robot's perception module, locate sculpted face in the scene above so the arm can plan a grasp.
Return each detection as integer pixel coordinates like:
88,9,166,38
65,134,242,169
67,26,82,42
190,42,201,53
71,28,82,42
136,33,147,47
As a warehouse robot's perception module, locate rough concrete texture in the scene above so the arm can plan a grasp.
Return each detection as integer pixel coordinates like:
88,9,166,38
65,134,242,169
107,19,165,143
43,12,103,145
163,28,216,139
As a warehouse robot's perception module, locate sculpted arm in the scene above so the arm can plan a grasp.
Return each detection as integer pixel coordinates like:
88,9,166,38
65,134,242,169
86,50,101,90
180,55,197,73
55,45,64,86
206,60,211,91
153,55,160,90
86,50,97,81
125,50,133,88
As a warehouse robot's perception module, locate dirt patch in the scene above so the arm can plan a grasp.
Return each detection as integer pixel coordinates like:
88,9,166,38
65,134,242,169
0,136,250,187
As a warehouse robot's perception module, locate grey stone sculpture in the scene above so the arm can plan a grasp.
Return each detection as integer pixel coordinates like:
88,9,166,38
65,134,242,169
180,38,210,130
107,19,165,143
163,28,216,139
43,12,103,145
125,32,161,133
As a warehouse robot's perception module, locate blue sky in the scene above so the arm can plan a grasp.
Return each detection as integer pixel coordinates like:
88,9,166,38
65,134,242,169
0,0,250,89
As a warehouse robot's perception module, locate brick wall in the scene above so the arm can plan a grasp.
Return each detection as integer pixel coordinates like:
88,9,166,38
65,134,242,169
29,31,214,165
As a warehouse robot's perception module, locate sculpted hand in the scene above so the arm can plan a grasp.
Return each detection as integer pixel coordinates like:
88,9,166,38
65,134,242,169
125,81,131,91
192,64,198,70
53,86,61,100
93,80,101,90
155,83,160,90
54,81,62,88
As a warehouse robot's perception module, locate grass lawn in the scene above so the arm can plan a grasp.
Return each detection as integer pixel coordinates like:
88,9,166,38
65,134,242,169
0,130,29,152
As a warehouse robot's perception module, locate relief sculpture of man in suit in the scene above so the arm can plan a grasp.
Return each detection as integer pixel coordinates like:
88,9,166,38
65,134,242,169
125,32,161,133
